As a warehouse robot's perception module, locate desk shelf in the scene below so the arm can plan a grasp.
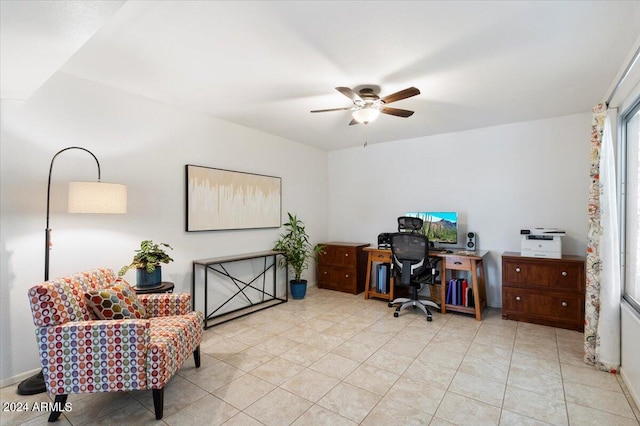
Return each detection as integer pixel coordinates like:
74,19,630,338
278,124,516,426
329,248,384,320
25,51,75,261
441,303,477,316
440,251,488,321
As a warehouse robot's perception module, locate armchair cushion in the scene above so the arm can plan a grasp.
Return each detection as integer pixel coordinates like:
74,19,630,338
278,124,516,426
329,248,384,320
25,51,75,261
28,268,117,327
84,284,146,320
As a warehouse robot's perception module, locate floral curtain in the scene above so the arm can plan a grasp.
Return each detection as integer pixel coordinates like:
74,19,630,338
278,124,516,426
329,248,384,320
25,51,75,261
585,103,621,373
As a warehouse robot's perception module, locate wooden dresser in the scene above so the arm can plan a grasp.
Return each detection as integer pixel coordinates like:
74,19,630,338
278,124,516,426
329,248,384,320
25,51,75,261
316,242,369,294
501,252,585,331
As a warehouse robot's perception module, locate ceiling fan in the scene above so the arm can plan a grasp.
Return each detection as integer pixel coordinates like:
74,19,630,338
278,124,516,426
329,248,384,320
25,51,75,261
311,86,420,125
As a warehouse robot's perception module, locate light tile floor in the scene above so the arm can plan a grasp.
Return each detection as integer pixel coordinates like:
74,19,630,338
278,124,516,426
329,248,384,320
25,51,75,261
2,286,639,425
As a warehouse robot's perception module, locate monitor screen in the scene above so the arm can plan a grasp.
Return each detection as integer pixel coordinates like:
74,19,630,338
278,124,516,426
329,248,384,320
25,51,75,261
404,211,458,244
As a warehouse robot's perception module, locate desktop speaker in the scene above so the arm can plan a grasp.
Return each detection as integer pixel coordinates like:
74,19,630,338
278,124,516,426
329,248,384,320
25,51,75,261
466,232,477,251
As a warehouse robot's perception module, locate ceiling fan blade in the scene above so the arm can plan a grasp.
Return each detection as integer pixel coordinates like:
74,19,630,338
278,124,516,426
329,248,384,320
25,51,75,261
348,118,359,126
336,87,362,102
380,107,414,117
310,107,352,113
381,87,420,104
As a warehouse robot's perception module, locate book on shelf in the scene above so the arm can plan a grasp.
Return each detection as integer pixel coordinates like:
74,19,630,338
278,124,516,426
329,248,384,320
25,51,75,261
371,262,379,290
376,263,390,294
446,278,474,307
461,279,468,306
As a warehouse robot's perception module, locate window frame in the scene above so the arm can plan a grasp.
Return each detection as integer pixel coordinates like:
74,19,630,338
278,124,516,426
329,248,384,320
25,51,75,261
619,96,640,314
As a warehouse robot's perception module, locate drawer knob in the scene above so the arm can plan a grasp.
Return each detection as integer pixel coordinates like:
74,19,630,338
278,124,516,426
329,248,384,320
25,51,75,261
515,296,522,301
323,271,328,275
561,271,568,277
562,301,568,307
515,267,521,273
345,274,349,278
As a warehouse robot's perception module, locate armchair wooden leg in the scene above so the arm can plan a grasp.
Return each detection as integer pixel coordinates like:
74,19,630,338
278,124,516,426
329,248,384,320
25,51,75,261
47,394,68,422
193,345,201,368
152,388,164,420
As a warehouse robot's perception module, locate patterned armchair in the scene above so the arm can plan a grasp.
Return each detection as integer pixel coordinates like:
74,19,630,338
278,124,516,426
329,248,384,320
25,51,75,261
27,268,203,421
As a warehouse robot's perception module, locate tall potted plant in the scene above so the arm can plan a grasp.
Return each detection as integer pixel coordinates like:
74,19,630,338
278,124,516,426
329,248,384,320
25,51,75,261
273,213,324,299
119,240,174,288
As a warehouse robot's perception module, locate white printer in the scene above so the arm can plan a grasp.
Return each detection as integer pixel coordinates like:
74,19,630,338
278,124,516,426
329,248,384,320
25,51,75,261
520,228,565,259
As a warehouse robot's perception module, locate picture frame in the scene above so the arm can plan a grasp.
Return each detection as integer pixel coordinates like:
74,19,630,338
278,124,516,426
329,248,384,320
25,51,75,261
185,164,281,231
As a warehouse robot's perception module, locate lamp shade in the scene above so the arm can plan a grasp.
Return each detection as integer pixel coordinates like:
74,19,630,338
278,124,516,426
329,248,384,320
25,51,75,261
352,107,380,124
68,182,127,214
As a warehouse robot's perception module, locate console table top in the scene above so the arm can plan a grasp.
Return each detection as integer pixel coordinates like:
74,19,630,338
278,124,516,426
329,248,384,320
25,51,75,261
193,250,284,265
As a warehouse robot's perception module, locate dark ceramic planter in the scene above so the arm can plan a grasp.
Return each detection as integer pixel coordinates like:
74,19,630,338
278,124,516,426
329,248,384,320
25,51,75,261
290,279,307,299
136,266,162,288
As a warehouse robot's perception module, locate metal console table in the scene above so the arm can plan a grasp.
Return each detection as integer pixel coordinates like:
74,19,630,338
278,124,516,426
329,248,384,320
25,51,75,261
192,250,288,329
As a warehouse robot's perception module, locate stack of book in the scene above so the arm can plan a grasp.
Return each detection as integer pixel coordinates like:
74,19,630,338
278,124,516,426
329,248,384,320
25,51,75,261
445,278,474,307
371,263,391,294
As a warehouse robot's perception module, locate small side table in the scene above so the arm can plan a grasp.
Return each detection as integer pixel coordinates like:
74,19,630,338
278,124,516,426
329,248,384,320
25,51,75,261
133,281,174,294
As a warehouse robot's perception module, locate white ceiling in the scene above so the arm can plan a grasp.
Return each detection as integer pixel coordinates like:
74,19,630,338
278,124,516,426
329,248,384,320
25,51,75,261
0,0,126,100
2,1,640,151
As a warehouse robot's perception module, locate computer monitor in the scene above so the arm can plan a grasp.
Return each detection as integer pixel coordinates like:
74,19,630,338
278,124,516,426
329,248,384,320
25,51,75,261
404,211,458,245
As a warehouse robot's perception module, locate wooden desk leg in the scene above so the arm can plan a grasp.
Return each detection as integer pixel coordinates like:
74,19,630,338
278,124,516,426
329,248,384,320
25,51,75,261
364,253,372,299
471,260,483,321
440,263,447,314
478,260,487,315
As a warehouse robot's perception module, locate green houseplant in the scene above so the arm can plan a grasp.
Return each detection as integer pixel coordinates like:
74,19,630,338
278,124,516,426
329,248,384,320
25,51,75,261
119,240,174,288
273,213,324,299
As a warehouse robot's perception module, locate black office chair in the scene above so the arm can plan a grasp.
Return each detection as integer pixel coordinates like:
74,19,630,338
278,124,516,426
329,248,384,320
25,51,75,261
388,217,440,321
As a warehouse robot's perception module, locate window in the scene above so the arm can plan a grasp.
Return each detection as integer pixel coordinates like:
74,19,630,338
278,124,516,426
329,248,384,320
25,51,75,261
621,97,640,311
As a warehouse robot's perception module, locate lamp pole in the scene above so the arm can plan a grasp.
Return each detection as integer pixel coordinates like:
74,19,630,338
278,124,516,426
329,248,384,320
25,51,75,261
44,147,101,281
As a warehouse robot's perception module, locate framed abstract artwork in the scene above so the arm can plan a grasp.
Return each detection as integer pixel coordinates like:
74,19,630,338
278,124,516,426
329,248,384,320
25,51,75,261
185,164,281,231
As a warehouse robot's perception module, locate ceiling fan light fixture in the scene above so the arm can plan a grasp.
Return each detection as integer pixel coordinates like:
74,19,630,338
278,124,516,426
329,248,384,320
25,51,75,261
352,107,380,124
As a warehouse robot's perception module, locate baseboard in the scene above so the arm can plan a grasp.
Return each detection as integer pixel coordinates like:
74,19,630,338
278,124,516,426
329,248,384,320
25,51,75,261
0,368,41,388
621,367,640,410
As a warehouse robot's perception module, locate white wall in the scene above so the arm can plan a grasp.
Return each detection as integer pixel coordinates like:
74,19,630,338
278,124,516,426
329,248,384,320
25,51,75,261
0,72,329,383
327,113,592,308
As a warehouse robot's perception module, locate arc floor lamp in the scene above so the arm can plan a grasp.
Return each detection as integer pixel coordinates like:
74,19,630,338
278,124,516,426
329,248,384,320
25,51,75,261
17,146,127,395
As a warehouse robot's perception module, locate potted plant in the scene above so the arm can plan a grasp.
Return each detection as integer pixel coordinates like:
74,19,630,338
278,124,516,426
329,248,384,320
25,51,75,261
119,240,174,288
273,212,324,299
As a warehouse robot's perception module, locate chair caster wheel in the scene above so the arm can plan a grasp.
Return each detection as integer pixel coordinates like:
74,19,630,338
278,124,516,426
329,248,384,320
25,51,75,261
388,302,393,307
394,312,399,318
427,317,432,322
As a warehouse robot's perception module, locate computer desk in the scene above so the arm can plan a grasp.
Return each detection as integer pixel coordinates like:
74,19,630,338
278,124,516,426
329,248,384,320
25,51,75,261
363,247,488,320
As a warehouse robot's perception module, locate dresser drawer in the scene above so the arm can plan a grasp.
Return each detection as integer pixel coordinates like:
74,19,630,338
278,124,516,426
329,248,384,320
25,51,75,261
445,256,472,271
369,250,391,264
318,245,357,267
317,265,357,292
503,258,584,291
502,287,583,328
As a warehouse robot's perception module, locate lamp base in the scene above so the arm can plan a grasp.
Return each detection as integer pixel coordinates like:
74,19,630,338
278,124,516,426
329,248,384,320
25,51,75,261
16,371,46,395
